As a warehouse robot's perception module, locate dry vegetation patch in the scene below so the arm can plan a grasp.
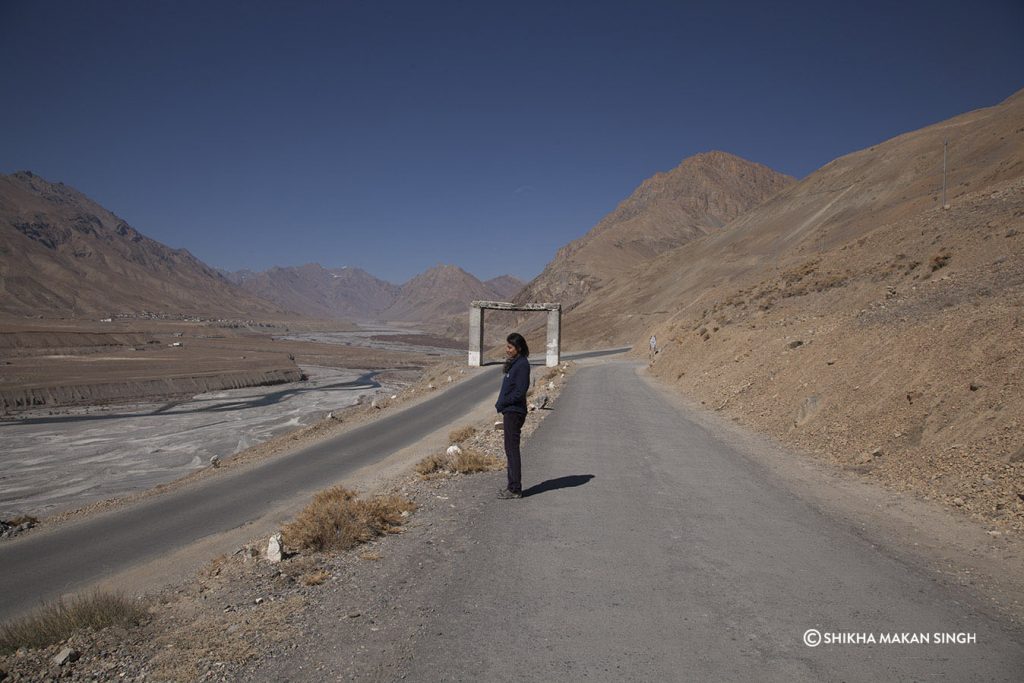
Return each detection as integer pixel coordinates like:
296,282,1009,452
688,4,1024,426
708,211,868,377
0,591,147,655
415,448,503,478
282,486,416,553
448,424,477,444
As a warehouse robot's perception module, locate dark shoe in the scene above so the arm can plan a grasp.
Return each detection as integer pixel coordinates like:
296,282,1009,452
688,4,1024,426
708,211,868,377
497,488,522,499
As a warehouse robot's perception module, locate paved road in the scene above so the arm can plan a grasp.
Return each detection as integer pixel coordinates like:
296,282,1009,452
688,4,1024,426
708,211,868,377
0,349,625,621
401,361,1024,681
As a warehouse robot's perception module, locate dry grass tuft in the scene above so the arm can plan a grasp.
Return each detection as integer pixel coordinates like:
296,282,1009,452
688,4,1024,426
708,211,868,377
0,590,148,654
415,448,503,478
359,551,382,561
448,425,477,444
282,487,416,553
415,452,451,477
300,570,331,586
453,448,503,474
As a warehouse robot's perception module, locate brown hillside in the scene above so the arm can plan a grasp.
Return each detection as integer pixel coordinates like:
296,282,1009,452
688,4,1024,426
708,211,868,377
514,151,794,307
383,264,502,323
230,264,400,321
0,172,281,319
560,89,1024,530
484,275,525,301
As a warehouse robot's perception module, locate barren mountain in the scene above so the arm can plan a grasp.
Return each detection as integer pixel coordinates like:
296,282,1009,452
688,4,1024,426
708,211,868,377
228,264,400,321
484,275,525,301
0,172,281,319
514,151,794,308
227,265,521,323
382,264,500,322
552,88,1024,530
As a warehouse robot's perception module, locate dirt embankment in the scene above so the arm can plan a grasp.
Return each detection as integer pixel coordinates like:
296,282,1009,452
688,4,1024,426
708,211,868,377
0,367,303,412
0,320,445,414
643,178,1024,532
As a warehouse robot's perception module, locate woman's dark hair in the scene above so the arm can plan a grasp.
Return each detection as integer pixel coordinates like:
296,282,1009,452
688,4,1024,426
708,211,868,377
507,332,529,358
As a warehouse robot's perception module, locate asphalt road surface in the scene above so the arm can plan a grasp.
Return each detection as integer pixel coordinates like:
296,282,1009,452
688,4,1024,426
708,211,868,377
399,362,1023,681
0,349,624,622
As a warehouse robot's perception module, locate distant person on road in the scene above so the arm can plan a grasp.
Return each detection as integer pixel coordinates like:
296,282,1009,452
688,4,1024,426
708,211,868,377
495,332,530,499
649,334,657,362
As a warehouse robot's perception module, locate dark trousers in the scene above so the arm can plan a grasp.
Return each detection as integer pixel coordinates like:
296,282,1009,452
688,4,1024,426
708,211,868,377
502,411,526,494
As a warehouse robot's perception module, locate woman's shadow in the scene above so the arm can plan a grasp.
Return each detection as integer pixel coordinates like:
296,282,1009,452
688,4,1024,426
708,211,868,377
522,474,594,497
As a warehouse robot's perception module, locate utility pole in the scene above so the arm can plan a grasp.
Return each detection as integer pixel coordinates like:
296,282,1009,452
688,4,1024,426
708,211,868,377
942,138,949,209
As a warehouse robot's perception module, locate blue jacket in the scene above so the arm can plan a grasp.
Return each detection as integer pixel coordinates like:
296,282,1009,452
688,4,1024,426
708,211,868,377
495,354,530,415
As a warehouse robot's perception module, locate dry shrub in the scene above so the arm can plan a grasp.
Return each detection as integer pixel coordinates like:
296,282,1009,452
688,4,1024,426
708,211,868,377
0,590,147,654
415,452,452,477
300,570,330,586
415,448,502,478
282,487,416,553
448,425,477,444
452,448,503,474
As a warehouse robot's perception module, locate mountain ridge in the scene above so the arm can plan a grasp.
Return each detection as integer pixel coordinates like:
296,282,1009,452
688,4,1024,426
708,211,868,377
514,151,795,309
0,171,282,319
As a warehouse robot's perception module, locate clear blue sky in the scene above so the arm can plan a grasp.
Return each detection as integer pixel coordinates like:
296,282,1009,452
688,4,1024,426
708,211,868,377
2,1,1021,283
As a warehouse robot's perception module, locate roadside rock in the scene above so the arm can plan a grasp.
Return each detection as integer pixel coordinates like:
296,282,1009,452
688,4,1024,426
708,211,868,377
266,533,283,563
52,648,79,666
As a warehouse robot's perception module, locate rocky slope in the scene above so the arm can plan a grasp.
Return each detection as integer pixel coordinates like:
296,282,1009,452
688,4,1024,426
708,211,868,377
228,264,523,323
483,274,525,301
514,151,794,308
554,88,1024,528
381,264,509,323
227,264,400,321
0,172,281,319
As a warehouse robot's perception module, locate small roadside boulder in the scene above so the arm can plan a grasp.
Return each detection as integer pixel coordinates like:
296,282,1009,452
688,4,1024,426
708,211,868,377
52,648,80,667
266,533,283,563
446,445,463,457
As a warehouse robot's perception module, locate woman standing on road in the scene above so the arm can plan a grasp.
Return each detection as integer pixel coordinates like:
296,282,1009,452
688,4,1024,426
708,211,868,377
496,332,530,499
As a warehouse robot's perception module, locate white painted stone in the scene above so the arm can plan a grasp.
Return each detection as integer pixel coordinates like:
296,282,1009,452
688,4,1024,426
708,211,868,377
266,532,283,563
446,445,463,457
